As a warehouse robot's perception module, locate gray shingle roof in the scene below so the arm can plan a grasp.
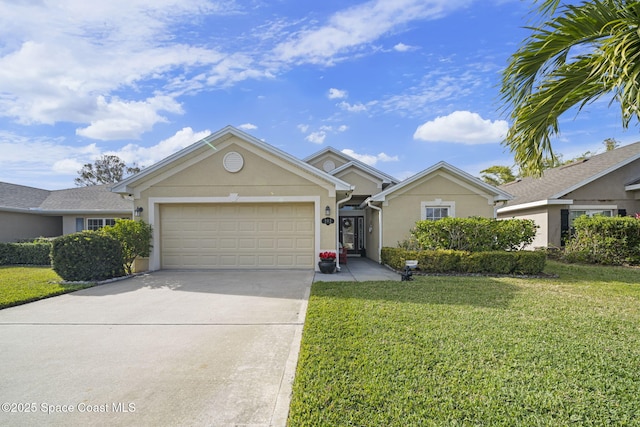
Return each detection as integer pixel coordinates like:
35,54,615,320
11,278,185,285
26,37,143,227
0,182,51,210
0,182,131,213
500,141,640,207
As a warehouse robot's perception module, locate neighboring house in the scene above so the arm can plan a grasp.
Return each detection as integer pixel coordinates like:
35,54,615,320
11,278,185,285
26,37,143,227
111,126,512,271
0,182,132,242
497,141,640,248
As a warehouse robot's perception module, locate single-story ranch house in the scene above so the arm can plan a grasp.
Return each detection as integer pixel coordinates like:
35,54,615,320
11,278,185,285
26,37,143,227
497,141,640,248
0,183,132,242
3,126,515,270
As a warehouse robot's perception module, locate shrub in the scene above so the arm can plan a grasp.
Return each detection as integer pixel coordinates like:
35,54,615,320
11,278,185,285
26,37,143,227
412,217,537,252
0,241,52,265
51,232,125,281
381,247,546,275
99,219,152,274
564,216,640,265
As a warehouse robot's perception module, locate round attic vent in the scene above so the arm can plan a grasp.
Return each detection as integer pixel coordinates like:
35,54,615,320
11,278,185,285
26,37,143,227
323,160,336,172
223,152,244,173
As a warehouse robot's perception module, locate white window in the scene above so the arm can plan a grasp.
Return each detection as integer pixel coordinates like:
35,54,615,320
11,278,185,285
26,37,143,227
569,209,613,226
86,218,117,231
421,200,455,221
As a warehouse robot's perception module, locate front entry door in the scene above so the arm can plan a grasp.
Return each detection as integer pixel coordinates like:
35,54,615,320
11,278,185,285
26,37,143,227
340,216,363,255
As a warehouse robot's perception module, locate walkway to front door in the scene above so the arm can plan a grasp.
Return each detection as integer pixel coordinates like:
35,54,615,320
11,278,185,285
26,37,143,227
313,257,400,282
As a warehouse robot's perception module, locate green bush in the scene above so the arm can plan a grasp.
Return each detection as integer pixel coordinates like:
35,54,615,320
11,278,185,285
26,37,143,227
381,247,546,275
51,232,125,281
564,216,640,265
412,217,537,252
0,241,52,265
99,219,152,274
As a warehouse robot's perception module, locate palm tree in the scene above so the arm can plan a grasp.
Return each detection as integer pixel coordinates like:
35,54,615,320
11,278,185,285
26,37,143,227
501,0,640,176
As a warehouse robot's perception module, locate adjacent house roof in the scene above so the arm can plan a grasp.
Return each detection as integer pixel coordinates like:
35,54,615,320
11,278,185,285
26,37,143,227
0,182,132,214
112,126,353,194
367,161,513,204
499,141,640,211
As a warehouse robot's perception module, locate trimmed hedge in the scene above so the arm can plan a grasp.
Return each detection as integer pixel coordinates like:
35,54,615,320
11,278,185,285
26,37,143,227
381,247,546,275
564,215,640,265
0,241,52,266
412,217,538,251
51,232,125,282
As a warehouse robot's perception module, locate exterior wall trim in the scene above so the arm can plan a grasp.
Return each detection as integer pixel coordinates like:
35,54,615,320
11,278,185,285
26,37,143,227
497,199,573,214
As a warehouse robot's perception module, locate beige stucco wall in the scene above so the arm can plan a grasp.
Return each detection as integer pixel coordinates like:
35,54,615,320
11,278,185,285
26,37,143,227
381,173,496,252
307,153,349,172
334,168,382,197
498,206,551,249
0,211,62,242
365,206,382,262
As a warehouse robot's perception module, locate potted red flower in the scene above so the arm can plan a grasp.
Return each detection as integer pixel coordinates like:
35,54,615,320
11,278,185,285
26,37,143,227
318,251,337,273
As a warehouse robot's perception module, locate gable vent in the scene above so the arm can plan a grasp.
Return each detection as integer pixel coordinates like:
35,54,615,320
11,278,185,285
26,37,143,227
223,152,244,173
323,160,336,172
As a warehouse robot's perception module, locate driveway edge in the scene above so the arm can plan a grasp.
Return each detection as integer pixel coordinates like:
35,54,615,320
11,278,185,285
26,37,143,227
269,283,311,426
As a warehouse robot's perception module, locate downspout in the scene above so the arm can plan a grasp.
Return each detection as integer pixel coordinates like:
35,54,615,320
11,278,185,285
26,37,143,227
335,190,353,271
367,200,383,264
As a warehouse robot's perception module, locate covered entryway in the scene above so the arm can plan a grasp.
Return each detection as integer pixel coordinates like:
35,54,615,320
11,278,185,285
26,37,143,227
160,203,314,269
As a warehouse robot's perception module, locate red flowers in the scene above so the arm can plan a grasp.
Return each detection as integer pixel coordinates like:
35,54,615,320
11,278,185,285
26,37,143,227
319,251,337,260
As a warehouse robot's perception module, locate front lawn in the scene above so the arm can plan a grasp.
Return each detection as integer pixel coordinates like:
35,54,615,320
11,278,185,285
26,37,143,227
289,261,640,426
0,266,93,309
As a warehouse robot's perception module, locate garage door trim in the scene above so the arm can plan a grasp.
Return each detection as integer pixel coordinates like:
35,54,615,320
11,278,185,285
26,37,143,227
147,196,321,271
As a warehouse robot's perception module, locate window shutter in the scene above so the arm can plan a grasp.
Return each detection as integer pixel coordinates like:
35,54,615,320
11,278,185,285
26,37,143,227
618,208,627,217
560,209,569,246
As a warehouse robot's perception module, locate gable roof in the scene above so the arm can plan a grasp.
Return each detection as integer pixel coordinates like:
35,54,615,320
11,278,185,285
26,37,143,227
368,161,513,203
0,182,131,214
112,126,353,194
499,141,640,209
304,146,399,185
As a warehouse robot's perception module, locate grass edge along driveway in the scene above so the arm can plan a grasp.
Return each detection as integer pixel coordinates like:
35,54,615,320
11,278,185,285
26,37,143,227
288,261,640,426
0,266,93,309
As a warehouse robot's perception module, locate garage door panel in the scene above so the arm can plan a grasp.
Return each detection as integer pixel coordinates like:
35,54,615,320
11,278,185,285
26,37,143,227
161,203,314,269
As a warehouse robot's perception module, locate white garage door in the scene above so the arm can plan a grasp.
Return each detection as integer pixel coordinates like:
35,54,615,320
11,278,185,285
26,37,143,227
160,203,315,269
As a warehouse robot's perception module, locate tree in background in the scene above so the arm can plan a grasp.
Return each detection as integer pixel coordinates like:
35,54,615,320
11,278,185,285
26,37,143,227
480,165,517,186
501,0,640,176
75,155,141,186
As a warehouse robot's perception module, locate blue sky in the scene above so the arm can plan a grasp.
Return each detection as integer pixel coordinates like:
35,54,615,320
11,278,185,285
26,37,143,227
0,0,635,189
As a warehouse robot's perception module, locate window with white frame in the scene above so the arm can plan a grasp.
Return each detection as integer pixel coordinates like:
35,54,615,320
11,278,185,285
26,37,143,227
421,201,455,221
86,218,117,231
569,208,613,226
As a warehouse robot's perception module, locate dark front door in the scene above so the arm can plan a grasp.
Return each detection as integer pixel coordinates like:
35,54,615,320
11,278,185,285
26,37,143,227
340,216,364,255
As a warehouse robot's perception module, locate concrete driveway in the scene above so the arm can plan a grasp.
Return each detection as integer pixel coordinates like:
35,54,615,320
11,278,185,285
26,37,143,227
0,270,312,427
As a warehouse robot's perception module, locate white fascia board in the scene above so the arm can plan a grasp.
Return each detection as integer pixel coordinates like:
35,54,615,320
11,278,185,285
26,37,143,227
497,199,573,214
112,126,352,194
625,183,640,191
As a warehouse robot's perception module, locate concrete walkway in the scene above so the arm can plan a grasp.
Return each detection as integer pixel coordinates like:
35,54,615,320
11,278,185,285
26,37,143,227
313,256,400,282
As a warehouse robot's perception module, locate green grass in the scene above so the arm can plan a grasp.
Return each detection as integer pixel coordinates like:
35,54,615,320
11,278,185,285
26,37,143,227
0,266,94,309
288,261,640,426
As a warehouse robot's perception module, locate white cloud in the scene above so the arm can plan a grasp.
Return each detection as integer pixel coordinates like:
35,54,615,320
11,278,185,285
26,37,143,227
272,0,466,65
76,95,183,140
339,101,367,113
393,42,414,52
306,132,326,144
111,127,211,166
328,88,348,99
297,124,310,133
413,111,508,144
341,149,398,166
238,123,258,130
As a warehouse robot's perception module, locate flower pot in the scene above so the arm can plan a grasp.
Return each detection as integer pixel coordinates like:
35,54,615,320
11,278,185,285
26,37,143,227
318,260,336,274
